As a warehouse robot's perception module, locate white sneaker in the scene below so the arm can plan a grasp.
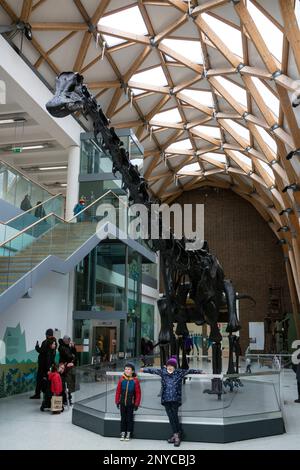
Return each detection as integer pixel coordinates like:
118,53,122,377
120,432,126,441
125,432,131,441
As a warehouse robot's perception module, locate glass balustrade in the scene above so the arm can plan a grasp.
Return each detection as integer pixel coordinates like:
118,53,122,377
74,367,281,422
0,191,153,295
0,161,55,210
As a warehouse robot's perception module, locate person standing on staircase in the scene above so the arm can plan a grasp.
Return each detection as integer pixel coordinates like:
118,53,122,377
73,198,86,222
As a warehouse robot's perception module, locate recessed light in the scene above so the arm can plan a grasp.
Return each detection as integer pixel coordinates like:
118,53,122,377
0,117,26,125
38,166,67,171
60,183,67,187
11,144,47,152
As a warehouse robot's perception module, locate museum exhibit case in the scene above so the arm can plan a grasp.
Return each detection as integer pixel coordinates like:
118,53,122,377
72,366,284,443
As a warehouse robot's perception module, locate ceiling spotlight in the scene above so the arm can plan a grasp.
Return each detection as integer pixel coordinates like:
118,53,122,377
286,149,300,160
282,183,300,193
279,208,293,216
277,226,290,232
277,239,287,245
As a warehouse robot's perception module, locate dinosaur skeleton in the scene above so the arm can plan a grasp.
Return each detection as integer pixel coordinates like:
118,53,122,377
46,72,256,397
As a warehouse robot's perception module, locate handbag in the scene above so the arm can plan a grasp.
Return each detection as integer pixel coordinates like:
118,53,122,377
51,395,63,412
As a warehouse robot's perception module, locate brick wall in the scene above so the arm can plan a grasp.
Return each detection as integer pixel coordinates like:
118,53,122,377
175,187,292,352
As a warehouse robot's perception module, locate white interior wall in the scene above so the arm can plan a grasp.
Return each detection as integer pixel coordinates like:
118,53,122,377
0,270,73,354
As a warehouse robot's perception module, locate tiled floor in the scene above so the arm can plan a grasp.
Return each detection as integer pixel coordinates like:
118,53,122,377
0,369,299,450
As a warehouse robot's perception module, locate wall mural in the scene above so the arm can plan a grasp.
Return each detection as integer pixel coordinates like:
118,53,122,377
0,323,37,398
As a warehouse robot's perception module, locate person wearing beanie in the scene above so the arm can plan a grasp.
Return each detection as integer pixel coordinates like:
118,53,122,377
30,329,57,399
73,198,86,222
58,335,78,406
115,363,141,441
141,357,203,447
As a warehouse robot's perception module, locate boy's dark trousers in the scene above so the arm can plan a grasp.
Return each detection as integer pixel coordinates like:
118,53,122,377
164,402,181,434
297,381,300,399
120,404,134,433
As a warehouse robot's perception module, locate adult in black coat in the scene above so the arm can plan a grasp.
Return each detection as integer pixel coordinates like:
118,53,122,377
30,329,57,399
58,335,78,404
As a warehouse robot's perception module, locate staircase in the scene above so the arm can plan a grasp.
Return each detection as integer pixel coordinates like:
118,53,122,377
0,221,97,295
0,190,154,313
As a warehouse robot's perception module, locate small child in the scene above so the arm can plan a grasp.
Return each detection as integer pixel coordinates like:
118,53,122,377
141,356,203,447
48,364,63,414
115,363,141,441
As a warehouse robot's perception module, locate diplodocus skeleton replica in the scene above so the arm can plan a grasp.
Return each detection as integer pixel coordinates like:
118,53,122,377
46,71,256,397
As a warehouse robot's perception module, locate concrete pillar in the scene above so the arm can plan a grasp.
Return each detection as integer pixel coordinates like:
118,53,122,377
66,145,80,220
66,271,75,339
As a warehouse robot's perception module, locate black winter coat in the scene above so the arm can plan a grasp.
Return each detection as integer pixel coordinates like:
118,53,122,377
58,339,77,365
35,339,57,373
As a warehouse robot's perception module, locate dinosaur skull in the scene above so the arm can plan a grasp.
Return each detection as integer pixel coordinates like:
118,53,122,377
46,72,86,117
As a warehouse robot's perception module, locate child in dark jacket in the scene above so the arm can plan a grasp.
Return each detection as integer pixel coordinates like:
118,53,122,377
115,363,141,441
142,356,203,447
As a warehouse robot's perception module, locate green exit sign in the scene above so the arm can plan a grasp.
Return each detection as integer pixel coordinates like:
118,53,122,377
11,147,23,153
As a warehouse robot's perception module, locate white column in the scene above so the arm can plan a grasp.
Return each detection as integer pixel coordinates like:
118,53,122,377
66,145,80,220
66,271,75,338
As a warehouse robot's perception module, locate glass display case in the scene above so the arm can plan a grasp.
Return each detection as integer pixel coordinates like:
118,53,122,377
72,367,284,443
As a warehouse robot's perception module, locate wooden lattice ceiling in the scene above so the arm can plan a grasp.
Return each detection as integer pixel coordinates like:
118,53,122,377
1,1,300,291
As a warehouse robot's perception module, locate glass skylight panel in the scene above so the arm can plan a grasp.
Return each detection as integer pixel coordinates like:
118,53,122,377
255,125,278,153
231,150,252,169
202,152,226,163
226,120,250,142
246,0,283,61
202,13,243,58
151,108,182,123
215,76,247,106
167,139,193,151
131,66,168,87
178,163,200,174
194,126,221,139
102,34,126,47
131,88,145,96
99,6,148,36
181,89,214,107
165,54,176,62
161,39,203,64
296,0,300,29
251,77,279,116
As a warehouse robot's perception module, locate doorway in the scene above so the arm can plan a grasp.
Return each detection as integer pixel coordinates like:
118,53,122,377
94,326,117,362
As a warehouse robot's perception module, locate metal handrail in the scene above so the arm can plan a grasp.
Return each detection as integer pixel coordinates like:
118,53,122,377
0,190,129,247
0,212,58,247
3,193,64,225
246,353,292,357
108,370,280,378
0,159,57,196
67,189,128,222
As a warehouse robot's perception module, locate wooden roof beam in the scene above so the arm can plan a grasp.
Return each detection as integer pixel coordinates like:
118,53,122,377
279,0,300,75
192,0,228,16
234,1,280,74
20,0,33,22
97,24,150,45
31,22,87,31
